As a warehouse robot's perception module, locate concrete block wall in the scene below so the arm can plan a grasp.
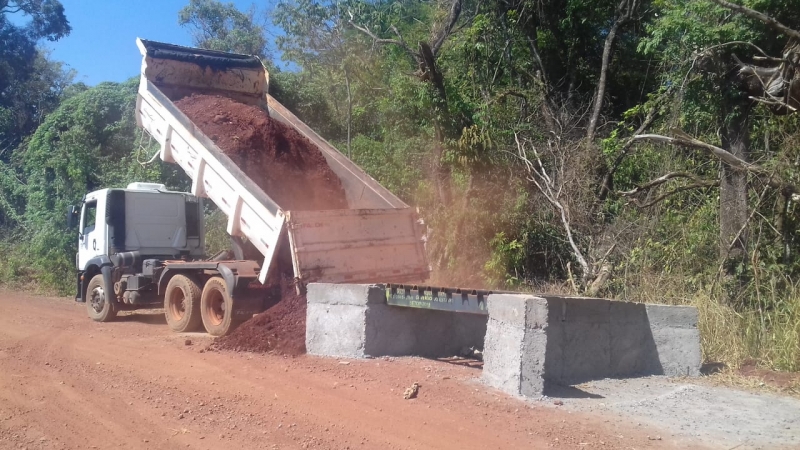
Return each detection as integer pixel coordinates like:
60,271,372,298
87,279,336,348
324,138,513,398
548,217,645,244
305,283,380,358
306,283,487,359
306,283,701,400
482,295,549,398
482,294,701,398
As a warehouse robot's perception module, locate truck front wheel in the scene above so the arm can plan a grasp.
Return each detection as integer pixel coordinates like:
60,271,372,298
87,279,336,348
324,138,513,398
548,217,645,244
86,274,117,322
200,277,240,337
164,274,203,333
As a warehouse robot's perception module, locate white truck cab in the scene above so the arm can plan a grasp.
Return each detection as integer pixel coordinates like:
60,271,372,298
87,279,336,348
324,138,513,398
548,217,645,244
77,183,204,271
75,183,204,271
67,183,230,329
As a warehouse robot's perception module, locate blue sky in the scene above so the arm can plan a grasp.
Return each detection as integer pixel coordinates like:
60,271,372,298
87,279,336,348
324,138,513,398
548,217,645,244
32,0,281,85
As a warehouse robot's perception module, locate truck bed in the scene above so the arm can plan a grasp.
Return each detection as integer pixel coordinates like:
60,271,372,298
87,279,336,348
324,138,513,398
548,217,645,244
134,39,430,285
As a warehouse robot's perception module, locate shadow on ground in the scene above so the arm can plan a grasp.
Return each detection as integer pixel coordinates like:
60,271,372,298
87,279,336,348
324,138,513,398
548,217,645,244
543,383,605,399
116,311,167,325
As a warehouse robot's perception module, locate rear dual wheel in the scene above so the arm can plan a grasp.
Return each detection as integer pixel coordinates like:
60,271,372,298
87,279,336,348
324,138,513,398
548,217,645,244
200,277,242,337
164,275,203,333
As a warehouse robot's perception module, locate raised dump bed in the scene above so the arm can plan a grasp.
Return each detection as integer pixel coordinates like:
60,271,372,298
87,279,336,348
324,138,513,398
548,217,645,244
134,39,430,286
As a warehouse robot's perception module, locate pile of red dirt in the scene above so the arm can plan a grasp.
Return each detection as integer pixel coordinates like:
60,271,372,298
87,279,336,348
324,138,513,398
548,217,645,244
212,279,307,356
174,94,348,211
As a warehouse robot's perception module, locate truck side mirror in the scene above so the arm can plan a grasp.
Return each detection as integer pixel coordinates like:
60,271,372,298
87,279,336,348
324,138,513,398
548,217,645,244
66,205,79,229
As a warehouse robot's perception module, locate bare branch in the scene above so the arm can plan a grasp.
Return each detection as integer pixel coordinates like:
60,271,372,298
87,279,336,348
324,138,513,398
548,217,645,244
633,131,800,195
619,172,718,208
709,0,800,41
586,0,640,142
629,183,719,208
752,55,785,63
348,19,416,58
619,172,717,196
0,139,13,160
749,95,798,112
514,133,591,279
634,132,757,171
701,40,772,58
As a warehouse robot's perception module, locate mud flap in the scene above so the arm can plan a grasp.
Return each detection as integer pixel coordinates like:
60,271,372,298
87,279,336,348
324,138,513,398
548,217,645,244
230,287,266,320
101,265,116,306
75,272,83,302
216,261,265,319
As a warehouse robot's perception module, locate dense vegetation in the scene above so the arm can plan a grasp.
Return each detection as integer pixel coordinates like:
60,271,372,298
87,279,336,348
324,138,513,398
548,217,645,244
1,0,800,371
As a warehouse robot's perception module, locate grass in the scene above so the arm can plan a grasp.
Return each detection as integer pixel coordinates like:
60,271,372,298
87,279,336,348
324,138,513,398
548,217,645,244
695,281,800,373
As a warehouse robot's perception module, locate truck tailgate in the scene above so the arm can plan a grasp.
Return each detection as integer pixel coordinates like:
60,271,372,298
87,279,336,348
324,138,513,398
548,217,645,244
286,209,430,284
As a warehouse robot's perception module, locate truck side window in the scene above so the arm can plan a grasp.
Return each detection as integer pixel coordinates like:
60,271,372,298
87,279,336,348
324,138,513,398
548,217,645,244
83,201,97,233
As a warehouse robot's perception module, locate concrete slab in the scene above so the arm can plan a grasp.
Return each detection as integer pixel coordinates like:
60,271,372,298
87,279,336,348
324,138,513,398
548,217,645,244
305,283,701,399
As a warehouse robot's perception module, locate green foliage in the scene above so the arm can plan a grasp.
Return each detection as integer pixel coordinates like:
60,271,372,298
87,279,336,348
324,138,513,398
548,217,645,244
1,0,71,41
1,0,71,146
179,0,269,59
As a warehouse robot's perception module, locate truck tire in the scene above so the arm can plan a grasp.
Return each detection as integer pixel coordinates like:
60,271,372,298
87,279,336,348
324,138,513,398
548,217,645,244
164,274,203,333
200,277,240,337
86,274,117,322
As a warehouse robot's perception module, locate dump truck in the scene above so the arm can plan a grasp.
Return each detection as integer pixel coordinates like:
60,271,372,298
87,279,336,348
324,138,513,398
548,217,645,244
67,39,430,336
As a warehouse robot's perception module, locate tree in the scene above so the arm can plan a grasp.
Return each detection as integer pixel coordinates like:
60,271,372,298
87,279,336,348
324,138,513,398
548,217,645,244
631,0,800,284
271,0,663,289
463,0,657,290
345,0,474,207
178,0,269,59
1,50,75,152
0,0,70,147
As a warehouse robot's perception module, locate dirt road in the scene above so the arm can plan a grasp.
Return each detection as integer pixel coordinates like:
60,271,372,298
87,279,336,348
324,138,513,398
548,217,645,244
0,292,678,450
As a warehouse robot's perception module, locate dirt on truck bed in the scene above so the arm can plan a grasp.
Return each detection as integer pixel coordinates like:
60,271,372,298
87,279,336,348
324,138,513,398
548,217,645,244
174,94,348,211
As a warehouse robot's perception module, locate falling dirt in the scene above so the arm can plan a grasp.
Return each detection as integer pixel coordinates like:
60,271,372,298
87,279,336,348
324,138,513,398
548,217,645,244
212,279,307,356
174,94,344,355
174,94,348,211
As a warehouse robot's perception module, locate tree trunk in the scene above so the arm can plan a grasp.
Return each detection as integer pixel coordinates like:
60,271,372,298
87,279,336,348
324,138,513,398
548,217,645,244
419,41,454,207
343,64,352,159
719,105,751,267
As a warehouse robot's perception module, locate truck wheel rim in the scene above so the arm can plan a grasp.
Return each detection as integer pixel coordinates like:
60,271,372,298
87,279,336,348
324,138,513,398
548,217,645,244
90,287,105,313
168,289,186,320
206,290,225,326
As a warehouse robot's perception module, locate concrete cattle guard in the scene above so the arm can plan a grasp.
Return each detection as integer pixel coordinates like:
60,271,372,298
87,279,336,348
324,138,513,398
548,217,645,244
307,284,702,397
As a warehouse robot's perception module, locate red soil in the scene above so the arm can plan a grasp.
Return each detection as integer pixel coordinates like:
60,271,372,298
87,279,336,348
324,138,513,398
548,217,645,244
174,94,348,211
213,279,307,356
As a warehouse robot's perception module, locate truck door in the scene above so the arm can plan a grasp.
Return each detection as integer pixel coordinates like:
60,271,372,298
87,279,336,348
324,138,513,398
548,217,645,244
78,193,107,269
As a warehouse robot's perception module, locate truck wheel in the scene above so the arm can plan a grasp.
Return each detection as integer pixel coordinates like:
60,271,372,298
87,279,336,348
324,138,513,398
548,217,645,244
200,277,240,337
164,275,203,333
86,274,117,322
